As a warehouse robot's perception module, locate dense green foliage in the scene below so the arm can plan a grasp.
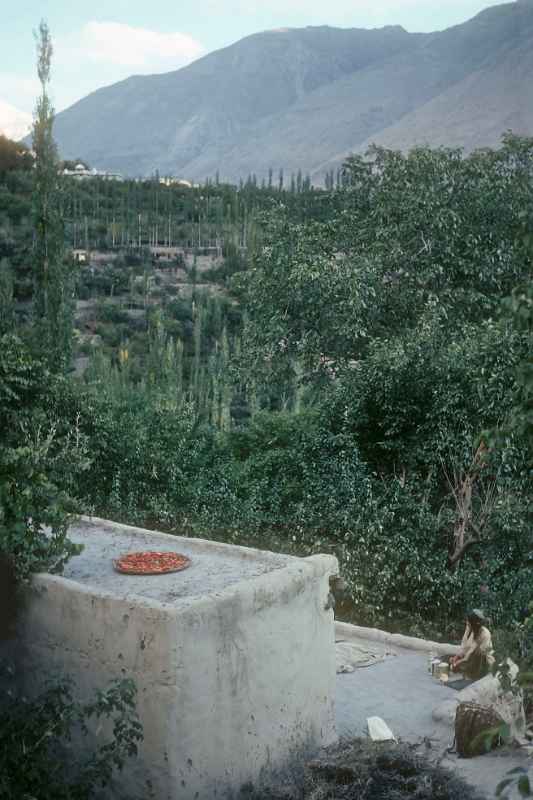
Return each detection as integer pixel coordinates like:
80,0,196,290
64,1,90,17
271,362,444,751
0,668,142,800
0,135,33,175
225,136,533,632
61,170,322,255
241,137,532,376
504,281,533,455
0,334,87,582
1,127,531,639
0,24,86,583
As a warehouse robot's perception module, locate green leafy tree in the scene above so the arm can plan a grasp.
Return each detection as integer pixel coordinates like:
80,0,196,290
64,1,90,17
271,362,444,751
0,335,88,583
230,137,532,628
0,135,33,174
503,279,533,460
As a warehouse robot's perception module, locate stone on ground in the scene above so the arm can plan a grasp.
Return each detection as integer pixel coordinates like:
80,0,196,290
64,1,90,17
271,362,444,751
367,716,396,741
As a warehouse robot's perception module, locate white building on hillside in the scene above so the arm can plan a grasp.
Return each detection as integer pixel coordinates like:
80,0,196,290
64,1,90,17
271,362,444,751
63,163,124,181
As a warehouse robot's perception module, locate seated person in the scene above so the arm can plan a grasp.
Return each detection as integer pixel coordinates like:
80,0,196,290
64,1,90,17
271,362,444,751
450,609,495,681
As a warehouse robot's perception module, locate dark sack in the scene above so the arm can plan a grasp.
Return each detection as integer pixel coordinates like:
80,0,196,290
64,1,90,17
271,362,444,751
454,701,503,758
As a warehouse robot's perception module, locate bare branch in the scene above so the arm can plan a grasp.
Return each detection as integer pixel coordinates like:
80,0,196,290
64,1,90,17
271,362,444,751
448,537,482,567
443,441,496,570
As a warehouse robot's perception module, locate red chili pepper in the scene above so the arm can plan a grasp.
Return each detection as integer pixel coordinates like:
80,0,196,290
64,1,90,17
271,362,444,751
113,551,191,575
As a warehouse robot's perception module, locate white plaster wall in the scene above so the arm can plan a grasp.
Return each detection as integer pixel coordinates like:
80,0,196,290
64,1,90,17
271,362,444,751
15,529,337,800
335,621,461,657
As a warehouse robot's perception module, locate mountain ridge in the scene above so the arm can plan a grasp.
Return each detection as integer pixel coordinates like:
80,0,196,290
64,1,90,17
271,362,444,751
50,0,533,183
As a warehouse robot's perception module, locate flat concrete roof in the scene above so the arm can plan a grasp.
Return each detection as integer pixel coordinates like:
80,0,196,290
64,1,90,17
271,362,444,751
60,517,295,606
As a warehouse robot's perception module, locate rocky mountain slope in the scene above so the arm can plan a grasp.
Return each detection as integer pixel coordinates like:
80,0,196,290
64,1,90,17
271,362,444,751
51,0,533,183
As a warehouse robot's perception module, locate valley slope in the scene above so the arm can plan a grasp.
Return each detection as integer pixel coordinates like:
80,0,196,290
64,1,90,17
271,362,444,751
51,0,533,182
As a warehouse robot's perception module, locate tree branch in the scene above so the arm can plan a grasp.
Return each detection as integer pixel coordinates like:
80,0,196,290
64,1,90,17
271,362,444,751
448,536,482,568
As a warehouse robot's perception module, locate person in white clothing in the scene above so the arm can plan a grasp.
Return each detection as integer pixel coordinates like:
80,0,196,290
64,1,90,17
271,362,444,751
450,609,495,680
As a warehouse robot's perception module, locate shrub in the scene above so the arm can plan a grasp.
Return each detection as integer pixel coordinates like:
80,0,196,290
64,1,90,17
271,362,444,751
0,335,88,582
0,667,143,800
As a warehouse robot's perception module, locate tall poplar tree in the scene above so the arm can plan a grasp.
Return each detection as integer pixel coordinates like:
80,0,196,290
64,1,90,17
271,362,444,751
32,20,73,372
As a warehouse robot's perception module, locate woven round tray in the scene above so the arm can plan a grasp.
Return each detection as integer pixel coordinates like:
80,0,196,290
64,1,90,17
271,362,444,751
113,551,191,575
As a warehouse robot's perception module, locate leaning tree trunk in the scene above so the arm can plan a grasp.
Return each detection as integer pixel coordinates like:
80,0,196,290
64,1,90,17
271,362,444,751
447,441,492,570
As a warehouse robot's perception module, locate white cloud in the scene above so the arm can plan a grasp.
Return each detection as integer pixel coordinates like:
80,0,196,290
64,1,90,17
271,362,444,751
0,74,41,114
35,21,208,111
62,22,205,71
0,100,32,140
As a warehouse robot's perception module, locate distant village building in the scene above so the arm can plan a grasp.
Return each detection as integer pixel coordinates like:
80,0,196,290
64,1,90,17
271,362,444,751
63,164,124,181
159,176,194,188
150,245,186,261
72,249,89,263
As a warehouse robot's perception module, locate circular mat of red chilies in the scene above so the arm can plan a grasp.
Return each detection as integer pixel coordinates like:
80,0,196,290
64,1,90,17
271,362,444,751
113,551,191,575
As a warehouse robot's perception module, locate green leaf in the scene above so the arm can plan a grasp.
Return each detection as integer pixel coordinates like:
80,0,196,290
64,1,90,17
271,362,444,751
518,775,532,797
496,778,515,796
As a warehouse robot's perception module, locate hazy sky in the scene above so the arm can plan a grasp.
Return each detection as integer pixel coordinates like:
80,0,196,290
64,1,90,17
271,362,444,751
1,0,510,138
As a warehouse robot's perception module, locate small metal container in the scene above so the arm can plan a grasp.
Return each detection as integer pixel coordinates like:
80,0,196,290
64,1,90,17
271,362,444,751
435,661,449,680
431,657,441,676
